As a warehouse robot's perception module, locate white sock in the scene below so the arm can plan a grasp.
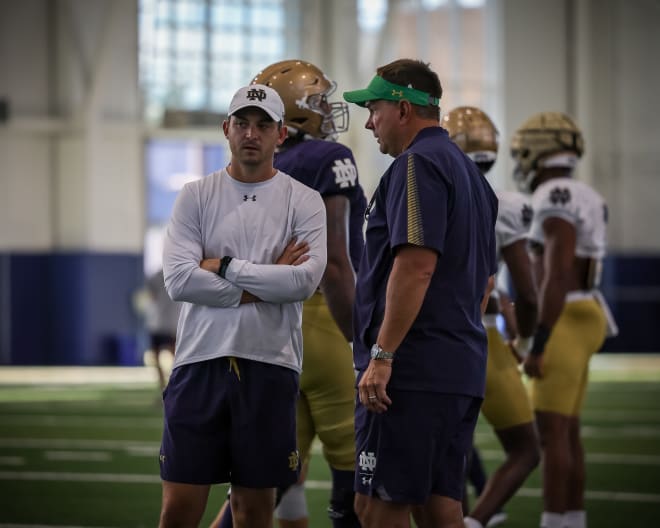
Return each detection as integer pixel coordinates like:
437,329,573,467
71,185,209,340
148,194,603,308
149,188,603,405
274,482,308,521
464,517,484,528
563,510,587,528
541,511,564,528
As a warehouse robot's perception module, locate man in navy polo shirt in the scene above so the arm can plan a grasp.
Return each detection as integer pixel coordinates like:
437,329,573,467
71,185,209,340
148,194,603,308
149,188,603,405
343,59,498,528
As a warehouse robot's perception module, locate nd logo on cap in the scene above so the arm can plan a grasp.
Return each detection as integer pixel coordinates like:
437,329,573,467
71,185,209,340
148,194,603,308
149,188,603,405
246,88,267,102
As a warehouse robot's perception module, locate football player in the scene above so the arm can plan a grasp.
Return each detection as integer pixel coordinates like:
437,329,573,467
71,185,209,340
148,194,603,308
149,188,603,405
510,112,617,528
213,60,365,528
442,106,540,528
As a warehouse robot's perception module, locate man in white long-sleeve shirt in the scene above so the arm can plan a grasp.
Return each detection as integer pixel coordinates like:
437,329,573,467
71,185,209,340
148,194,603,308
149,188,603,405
158,84,327,528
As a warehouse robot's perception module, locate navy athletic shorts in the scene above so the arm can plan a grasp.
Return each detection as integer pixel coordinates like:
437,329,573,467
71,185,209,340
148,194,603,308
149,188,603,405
160,356,300,488
354,387,482,503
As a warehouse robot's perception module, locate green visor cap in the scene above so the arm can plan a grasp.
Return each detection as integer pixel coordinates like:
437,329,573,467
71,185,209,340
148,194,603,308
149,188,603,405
343,75,440,108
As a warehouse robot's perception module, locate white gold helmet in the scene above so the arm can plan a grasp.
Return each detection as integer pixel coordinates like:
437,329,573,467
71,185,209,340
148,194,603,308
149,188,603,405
442,106,498,174
252,59,349,140
510,111,584,192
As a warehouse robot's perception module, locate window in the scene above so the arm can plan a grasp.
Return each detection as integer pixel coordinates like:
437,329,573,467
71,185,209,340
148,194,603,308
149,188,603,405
358,0,387,32
143,139,226,275
139,0,297,123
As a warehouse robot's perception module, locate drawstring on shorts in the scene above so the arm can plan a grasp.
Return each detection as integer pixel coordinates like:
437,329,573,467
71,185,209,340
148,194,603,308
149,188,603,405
228,356,241,381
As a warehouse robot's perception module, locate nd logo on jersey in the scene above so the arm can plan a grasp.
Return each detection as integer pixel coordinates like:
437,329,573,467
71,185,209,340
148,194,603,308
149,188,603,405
550,187,571,205
332,158,357,188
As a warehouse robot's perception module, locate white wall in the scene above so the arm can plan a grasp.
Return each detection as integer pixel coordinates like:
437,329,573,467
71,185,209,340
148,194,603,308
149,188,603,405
0,0,53,251
495,0,660,251
1,0,659,253
0,0,143,253
578,0,660,251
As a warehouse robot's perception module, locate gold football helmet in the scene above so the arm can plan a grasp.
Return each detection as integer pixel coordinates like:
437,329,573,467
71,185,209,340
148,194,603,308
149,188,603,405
442,106,498,173
251,60,349,140
510,111,584,192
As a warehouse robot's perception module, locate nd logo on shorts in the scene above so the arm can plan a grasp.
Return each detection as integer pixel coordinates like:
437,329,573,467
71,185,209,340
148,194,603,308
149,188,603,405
358,450,376,485
288,450,300,471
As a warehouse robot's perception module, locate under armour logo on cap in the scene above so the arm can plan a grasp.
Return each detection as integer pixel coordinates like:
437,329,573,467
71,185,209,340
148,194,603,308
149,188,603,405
228,84,285,122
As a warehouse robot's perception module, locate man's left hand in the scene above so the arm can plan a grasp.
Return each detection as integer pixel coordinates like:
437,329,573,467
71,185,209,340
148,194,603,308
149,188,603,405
358,360,393,413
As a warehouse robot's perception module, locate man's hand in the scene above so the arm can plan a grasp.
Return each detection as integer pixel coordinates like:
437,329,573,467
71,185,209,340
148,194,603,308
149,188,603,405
276,237,310,265
200,258,220,273
507,340,524,364
240,291,261,304
358,360,393,413
509,335,533,364
199,258,261,303
523,354,544,378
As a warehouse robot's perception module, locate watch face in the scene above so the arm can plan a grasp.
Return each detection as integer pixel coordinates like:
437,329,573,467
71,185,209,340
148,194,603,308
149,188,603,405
370,344,393,360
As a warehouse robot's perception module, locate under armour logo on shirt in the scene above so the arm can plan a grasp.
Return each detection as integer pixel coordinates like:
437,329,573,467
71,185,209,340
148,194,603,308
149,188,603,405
243,195,256,202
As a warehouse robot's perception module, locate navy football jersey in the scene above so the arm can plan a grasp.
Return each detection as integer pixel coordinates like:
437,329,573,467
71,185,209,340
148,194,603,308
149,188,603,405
275,139,367,272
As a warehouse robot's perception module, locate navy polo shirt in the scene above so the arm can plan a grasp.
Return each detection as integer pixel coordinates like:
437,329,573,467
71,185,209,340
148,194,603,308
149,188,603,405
353,126,498,397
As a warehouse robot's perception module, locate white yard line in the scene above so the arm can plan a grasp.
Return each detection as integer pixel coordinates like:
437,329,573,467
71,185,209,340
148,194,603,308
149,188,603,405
581,425,660,437
13,435,655,464
582,409,660,421
474,424,660,443
512,486,660,504
0,471,160,484
44,451,112,462
4,413,659,432
0,438,158,450
0,415,163,428
309,479,660,503
476,449,660,466
0,471,657,504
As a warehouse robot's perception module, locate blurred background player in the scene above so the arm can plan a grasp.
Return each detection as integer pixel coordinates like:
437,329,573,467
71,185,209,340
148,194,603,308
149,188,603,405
442,106,540,528
133,268,181,395
510,111,618,528
214,59,366,528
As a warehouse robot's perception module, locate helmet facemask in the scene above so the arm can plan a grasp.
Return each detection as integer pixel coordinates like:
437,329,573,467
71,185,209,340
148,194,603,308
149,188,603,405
303,82,349,140
252,60,350,140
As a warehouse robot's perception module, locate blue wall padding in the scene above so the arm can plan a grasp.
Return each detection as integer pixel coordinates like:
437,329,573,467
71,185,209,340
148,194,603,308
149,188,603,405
5,252,143,365
2,252,660,364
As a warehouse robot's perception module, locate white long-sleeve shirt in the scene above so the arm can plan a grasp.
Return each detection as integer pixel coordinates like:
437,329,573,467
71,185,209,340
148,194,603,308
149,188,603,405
163,169,327,372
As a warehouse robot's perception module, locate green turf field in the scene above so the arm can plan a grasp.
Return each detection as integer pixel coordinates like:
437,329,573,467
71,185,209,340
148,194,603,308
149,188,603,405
0,355,659,527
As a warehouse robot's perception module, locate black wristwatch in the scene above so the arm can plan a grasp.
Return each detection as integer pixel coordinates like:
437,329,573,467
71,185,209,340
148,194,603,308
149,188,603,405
370,343,395,360
218,256,233,279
